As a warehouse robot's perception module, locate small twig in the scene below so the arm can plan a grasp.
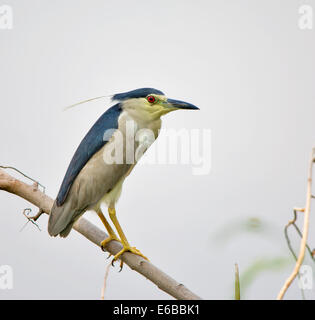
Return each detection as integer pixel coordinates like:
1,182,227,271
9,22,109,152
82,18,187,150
101,262,112,300
291,224,315,262
235,263,240,300
284,209,315,262
277,148,315,300
284,211,306,299
28,208,44,222
0,166,45,193
20,208,42,231
0,166,45,231
284,211,299,261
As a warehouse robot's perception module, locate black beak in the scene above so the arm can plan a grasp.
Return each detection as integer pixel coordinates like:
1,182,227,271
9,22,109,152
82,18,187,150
166,98,199,110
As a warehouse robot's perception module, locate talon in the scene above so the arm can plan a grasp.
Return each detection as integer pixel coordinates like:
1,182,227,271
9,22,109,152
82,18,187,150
119,260,124,272
100,235,120,252
113,246,148,262
106,253,112,259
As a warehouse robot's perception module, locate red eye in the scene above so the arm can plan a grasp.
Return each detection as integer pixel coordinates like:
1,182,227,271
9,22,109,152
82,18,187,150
147,95,156,103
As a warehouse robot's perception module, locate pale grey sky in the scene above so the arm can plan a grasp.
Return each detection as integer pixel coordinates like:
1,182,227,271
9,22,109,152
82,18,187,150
0,0,314,299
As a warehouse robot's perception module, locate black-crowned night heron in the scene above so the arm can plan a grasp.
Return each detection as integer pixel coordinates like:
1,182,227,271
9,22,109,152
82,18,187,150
48,88,198,266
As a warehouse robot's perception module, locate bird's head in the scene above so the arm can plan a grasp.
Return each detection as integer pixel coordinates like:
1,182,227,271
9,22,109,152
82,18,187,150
112,88,199,121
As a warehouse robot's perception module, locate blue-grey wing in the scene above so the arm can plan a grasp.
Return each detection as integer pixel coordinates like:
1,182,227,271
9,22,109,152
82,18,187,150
56,103,122,206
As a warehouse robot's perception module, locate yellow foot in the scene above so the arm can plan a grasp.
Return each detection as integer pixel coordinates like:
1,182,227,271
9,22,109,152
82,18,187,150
100,235,120,252
112,246,149,263
111,246,148,272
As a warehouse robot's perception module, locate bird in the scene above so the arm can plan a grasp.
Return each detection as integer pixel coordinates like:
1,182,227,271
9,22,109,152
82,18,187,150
48,88,199,266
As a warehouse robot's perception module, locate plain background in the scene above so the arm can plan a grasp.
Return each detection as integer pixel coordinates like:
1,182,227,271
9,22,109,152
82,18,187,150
0,0,314,299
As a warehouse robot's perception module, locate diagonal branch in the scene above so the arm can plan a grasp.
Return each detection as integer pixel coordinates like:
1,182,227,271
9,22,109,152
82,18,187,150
277,147,315,300
0,168,201,300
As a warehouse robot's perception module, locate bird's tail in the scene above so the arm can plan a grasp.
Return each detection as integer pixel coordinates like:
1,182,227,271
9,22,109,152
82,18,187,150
48,200,77,237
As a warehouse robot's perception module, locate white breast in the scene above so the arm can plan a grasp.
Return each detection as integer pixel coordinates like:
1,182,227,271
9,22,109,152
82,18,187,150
99,110,162,208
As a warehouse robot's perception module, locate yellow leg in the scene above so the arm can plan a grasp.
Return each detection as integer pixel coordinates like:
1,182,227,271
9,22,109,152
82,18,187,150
108,207,148,262
97,210,120,250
